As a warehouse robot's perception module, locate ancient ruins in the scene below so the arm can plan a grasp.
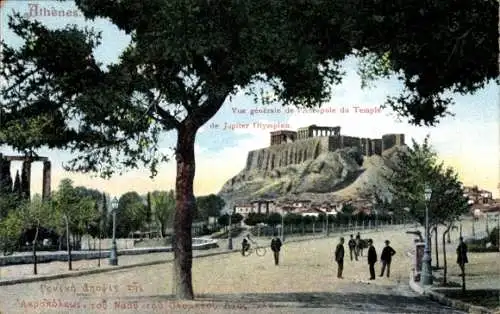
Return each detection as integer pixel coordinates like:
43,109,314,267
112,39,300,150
0,153,51,200
245,124,404,172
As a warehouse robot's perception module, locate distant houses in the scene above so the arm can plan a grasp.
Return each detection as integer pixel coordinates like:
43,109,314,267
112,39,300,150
231,198,350,217
462,185,500,216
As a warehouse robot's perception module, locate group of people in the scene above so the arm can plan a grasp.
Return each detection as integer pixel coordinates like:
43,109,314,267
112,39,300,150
335,235,396,280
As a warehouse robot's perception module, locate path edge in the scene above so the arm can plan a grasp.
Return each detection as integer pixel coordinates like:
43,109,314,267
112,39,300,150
408,271,495,314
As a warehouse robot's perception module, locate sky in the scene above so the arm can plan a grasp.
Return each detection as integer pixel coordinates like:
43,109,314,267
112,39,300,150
1,1,499,199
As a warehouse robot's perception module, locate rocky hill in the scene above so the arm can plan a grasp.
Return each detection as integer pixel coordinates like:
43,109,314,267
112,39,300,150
218,145,407,204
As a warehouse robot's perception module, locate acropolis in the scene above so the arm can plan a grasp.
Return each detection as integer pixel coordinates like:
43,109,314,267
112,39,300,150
245,125,404,171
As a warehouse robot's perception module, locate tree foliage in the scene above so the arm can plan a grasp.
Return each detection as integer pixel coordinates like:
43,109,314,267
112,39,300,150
384,135,469,230
115,192,148,237
150,190,176,236
51,179,97,237
243,213,267,226
195,194,225,221
266,212,282,227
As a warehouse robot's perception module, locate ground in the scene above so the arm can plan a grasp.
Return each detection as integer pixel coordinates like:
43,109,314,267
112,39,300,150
0,226,468,314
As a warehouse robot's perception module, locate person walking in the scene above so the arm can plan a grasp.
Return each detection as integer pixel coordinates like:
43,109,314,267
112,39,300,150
355,232,363,257
456,236,468,275
348,234,357,261
270,236,282,265
335,237,345,279
380,240,396,277
367,239,377,280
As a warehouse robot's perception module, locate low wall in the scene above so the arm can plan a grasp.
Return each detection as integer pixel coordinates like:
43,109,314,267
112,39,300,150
0,238,218,266
80,238,137,250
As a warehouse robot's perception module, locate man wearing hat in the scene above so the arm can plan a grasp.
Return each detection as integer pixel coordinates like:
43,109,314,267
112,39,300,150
380,240,396,277
334,237,345,279
367,239,377,280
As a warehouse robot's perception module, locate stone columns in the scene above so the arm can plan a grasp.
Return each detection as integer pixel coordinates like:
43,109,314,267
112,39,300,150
21,161,31,200
42,161,51,200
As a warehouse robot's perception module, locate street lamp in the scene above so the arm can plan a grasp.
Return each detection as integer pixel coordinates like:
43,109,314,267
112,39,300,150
281,211,285,242
326,212,330,236
109,197,119,266
421,186,433,285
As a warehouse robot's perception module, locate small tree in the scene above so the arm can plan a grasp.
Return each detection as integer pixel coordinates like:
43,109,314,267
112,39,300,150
13,195,54,275
244,213,267,227
489,227,499,248
266,213,282,227
151,190,176,237
231,213,244,225
0,206,24,255
52,179,97,271
217,214,230,229
196,195,225,221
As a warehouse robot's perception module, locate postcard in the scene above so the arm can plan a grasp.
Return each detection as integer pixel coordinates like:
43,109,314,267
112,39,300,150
0,1,498,313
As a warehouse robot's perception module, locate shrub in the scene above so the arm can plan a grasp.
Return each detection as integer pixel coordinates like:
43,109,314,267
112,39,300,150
468,243,498,253
488,227,498,247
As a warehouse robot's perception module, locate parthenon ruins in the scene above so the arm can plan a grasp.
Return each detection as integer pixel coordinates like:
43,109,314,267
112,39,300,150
0,153,51,200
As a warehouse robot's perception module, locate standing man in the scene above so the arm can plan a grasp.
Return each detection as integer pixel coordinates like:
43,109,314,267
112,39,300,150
270,236,282,265
456,236,468,275
367,239,377,280
355,232,363,257
348,234,357,261
380,240,396,277
335,237,345,279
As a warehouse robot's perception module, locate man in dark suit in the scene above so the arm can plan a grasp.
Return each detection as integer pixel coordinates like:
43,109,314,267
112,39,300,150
335,237,345,279
367,239,377,280
456,236,468,275
348,234,357,261
270,236,282,265
380,240,396,277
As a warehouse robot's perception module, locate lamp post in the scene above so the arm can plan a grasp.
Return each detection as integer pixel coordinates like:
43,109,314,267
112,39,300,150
326,212,330,236
421,186,433,285
281,211,285,242
109,197,119,266
228,211,233,250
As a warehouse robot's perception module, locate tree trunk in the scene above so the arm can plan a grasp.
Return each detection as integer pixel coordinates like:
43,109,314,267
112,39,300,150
32,224,39,275
98,232,101,267
58,235,63,251
443,229,448,285
172,125,197,300
65,217,72,271
434,227,439,269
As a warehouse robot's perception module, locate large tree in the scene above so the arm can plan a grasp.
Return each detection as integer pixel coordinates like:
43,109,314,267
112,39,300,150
0,1,497,299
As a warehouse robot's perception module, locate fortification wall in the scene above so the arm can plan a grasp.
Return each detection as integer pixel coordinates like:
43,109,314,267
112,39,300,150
341,136,362,150
245,137,330,171
382,134,405,151
245,132,404,172
370,139,382,155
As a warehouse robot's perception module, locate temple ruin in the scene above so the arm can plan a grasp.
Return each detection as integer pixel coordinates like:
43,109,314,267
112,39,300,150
0,153,51,200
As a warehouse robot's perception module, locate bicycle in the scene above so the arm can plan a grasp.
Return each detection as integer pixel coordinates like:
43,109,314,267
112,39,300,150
241,237,266,257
